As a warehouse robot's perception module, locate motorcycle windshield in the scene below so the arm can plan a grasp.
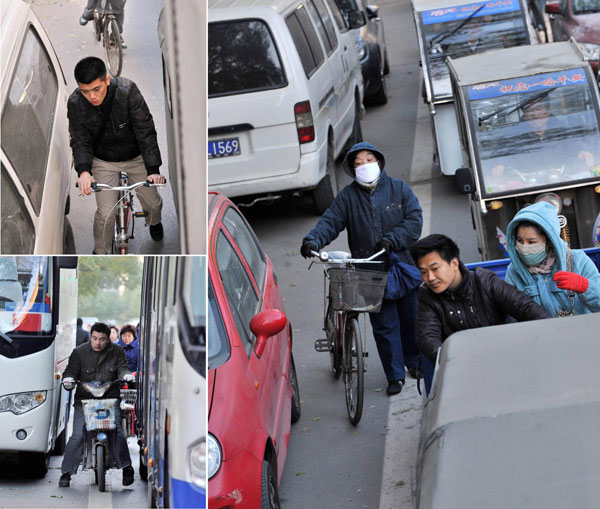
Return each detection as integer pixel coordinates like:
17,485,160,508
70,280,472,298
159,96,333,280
420,0,529,101
467,68,600,197
81,381,113,398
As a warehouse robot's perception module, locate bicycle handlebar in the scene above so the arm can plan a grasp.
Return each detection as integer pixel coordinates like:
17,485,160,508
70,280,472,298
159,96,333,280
76,180,167,192
309,249,386,264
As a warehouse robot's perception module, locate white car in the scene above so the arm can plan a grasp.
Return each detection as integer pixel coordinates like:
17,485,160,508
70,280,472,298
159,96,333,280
208,0,366,213
1,0,74,254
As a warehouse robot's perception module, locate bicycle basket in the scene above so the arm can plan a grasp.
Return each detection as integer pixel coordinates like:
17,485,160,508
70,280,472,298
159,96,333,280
120,389,137,410
328,268,388,313
81,399,118,431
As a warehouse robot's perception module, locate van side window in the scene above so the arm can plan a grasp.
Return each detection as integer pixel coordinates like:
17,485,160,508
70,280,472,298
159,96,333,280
286,6,325,78
307,0,339,54
216,230,259,356
324,0,348,32
1,27,58,216
208,20,287,97
1,164,35,254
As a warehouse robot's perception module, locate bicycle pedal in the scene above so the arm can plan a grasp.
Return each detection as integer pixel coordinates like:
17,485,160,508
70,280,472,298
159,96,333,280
134,211,147,218
314,339,330,352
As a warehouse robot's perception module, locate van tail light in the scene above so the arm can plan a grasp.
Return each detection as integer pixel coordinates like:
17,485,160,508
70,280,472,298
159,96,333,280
294,100,315,144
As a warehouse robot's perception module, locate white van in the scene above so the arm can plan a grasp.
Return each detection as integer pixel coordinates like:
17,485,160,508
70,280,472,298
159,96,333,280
208,0,366,213
1,0,74,254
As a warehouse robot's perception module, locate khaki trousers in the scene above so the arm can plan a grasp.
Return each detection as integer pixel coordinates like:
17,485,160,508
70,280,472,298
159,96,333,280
92,155,162,254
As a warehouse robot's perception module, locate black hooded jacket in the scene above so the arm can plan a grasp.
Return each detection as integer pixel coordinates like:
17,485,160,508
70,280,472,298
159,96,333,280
67,77,162,176
416,263,551,363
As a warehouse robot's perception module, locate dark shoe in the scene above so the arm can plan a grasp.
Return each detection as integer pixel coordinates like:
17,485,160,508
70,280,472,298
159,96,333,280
149,222,164,241
120,36,127,49
407,365,423,380
387,379,405,395
79,16,89,25
122,466,134,486
59,473,71,487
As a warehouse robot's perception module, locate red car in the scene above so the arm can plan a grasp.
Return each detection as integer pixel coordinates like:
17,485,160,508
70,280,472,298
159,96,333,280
207,192,301,509
546,0,600,78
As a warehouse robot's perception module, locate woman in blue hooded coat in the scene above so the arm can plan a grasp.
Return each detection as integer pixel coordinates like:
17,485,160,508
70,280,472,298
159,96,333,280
505,201,600,316
300,142,423,395
117,323,139,372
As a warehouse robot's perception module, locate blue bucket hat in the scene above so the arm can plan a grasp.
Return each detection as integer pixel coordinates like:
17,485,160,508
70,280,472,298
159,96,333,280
342,142,386,177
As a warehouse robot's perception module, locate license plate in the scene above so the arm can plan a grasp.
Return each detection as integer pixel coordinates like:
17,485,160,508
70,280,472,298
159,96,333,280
208,137,241,159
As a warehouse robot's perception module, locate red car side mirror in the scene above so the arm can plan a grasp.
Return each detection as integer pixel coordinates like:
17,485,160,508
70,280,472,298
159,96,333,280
250,309,287,358
545,1,561,14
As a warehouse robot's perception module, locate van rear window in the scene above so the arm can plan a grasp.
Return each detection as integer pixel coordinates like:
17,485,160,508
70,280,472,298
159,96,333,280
209,20,287,97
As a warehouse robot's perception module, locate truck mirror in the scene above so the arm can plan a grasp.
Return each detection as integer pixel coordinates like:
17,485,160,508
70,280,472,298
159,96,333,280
348,10,367,29
456,167,475,194
545,1,561,14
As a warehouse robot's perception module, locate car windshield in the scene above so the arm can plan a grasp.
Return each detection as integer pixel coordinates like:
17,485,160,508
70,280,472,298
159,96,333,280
0,257,52,335
420,0,529,100
572,0,600,14
207,279,230,370
468,68,600,197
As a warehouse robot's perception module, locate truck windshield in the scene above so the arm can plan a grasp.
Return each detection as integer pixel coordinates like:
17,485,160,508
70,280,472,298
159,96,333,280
468,68,600,196
420,0,529,100
0,257,52,336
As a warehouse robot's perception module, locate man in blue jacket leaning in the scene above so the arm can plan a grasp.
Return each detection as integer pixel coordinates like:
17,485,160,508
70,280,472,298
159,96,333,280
301,142,423,395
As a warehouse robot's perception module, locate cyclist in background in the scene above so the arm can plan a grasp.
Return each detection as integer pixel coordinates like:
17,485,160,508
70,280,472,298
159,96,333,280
68,56,166,254
301,142,423,395
80,0,127,48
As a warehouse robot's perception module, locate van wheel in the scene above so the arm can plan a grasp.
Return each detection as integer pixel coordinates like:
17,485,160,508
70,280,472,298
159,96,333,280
63,218,76,254
312,145,337,214
369,56,388,106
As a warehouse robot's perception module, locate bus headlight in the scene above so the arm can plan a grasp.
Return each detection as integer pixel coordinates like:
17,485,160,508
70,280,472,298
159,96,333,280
0,391,47,415
188,438,207,490
207,433,222,480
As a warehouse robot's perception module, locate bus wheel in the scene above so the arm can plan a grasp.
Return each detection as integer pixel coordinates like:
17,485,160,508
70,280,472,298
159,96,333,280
139,453,148,481
20,451,50,478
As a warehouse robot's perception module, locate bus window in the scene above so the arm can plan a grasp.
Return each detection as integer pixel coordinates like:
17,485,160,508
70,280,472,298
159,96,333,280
179,257,206,376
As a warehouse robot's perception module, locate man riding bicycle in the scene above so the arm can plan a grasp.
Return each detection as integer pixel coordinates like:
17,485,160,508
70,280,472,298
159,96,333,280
301,142,423,395
68,56,166,254
80,0,126,48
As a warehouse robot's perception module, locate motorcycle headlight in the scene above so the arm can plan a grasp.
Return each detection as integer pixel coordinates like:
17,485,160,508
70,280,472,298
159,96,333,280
0,391,47,415
207,433,222,480
355,39,367,61
535,192,562,214
188,438,207,490
579,42,600,61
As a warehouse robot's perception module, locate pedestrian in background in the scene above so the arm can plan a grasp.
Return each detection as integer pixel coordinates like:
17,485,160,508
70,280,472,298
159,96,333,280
76,317,89,347
117,323,139,372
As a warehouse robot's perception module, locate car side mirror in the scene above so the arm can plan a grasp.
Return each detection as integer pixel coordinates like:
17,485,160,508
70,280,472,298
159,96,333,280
455,167,475,194
365,5,380,18
250,309,287,358
545,1,562,14
348,10,367,29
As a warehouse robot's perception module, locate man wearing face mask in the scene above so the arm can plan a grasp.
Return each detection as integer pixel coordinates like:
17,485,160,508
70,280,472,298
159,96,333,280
301,142,423,395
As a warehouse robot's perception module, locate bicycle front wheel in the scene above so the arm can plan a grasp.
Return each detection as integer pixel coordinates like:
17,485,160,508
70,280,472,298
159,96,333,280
103,17,122,77
326,298,342,379
344,317,364,425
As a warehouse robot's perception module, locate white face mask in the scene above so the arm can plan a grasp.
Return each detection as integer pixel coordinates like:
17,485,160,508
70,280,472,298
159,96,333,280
355,162,380,184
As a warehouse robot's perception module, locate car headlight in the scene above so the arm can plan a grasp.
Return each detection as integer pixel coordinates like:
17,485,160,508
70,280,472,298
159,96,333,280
355,39,367,61
0,391,47,415
207,433,222,480
579,42,600,61
188,438,207,490
535,192,562,214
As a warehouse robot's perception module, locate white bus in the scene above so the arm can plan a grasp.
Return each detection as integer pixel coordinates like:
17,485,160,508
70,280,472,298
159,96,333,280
0,256,77,477
137,256,206,508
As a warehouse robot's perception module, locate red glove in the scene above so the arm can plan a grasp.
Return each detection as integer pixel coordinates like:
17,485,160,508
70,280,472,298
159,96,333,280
553,271,589,293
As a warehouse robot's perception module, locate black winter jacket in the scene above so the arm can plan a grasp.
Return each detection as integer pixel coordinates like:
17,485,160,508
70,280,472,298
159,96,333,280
416,264,551,363
303,171,422,264
63,341,132,404
67,77,162,176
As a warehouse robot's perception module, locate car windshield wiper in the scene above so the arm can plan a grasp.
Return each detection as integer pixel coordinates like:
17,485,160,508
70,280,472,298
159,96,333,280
478,88,555,126
429,4,485,48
